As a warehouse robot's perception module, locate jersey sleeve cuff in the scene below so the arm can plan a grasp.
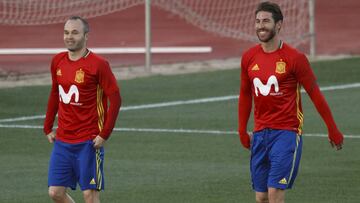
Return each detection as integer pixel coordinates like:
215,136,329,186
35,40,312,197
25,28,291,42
99,132,110,140
44,128,52,135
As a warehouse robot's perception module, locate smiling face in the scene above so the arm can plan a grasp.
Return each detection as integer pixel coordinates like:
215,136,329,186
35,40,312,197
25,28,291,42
255,11,282,43
63,19,88,52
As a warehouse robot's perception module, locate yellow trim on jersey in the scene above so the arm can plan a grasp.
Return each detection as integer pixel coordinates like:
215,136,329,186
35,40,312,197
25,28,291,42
97,85,105,132
296,84,304,135
96,149,102,190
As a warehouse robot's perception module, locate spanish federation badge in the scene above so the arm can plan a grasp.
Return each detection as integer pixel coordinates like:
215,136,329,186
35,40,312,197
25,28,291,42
75,68,85,83
275,60,286,74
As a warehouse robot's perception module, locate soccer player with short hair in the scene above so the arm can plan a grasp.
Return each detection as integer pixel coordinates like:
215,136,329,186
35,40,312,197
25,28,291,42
43,16,121,203
238,2,343,203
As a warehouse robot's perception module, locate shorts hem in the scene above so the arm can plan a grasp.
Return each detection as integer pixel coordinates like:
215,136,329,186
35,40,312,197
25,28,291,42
268,184,290,190
252,186,268,193
80,186,104,191
48,184,76,191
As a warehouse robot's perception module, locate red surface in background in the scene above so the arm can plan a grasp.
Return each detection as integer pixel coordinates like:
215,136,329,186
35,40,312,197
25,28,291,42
0,0,359,74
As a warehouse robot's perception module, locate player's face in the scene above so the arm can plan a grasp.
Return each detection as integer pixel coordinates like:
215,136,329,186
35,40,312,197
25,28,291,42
64,19,88,52
255,11,281,43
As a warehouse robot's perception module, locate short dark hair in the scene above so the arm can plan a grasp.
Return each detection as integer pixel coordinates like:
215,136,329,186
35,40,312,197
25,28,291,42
67,16,90,33
255,1,283,23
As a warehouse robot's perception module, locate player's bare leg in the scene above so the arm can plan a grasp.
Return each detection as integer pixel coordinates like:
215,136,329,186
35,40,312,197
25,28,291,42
83,189,100,203
268,187,285,203
255,192,269,203
48,186,75,203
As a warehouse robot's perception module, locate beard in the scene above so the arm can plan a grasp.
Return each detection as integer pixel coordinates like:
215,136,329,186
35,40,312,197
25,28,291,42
65,38,85,52
67,46,81,52
256,27,276,43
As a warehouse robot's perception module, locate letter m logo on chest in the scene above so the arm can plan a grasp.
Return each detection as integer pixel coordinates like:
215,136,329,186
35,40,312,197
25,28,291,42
253,75,279,96
59,85,79,104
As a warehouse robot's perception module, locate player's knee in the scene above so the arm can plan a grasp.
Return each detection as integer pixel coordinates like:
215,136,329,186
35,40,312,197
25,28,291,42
48,187,65,200
255,193,269,203
83,189,100,203
268,188,285,203
83,190,92,200
256,198,269,203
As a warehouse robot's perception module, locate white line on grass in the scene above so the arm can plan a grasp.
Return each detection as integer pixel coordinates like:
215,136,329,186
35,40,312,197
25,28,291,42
0,115,46,123
120,95,238,111
0,124,359,139
0,82,360,123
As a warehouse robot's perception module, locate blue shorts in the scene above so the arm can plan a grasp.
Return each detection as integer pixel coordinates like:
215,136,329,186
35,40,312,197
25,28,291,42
250,129,302,192
48,140,104,191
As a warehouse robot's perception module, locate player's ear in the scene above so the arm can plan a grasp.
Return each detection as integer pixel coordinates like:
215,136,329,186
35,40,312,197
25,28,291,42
276,20,283,32
84,32,89,41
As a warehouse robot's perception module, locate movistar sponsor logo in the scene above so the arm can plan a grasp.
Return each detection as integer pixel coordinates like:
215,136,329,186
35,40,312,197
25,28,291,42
59,85,80,104
253,75,279,96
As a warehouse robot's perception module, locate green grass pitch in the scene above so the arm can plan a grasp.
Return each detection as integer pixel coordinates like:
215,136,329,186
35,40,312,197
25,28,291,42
0,57,359,202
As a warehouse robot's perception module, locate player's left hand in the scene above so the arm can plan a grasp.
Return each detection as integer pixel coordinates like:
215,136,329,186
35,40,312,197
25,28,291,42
328,130,344,151
329,140,343,151
93,135,106,149
46,131,56,143
238,131,251,150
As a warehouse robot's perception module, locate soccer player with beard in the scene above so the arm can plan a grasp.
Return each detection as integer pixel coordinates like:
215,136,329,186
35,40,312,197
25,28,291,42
238,2,343,203
43,16,121,203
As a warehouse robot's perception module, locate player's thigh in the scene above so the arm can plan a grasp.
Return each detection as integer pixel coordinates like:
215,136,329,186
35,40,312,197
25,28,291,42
48,141,77,189
251,130,270,192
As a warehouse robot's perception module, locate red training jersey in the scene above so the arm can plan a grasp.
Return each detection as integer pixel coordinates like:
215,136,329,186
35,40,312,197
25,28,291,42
44,51,120,143
240,42,316,134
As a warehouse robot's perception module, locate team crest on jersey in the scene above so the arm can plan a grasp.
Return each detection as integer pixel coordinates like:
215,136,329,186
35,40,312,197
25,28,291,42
56,68,62,76
75,68,84,83
275,60,286,74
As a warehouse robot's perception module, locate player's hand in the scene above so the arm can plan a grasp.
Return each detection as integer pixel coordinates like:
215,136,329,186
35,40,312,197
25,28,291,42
93,135,106,149
238,130,251,150
46,131,56,143
328,130,344,151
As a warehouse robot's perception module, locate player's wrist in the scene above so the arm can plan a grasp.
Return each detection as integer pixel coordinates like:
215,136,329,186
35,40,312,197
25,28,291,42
44,128,53,136
328,132,343,144
98,133,109,140
239,133,251,149
46,131,55,137
238,128,248,136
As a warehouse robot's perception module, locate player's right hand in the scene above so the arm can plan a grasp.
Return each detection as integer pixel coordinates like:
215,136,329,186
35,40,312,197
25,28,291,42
46,131,56,143
238,130,251,149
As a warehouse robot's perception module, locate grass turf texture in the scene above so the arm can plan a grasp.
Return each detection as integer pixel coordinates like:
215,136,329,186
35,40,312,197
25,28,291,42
0,57,359,202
